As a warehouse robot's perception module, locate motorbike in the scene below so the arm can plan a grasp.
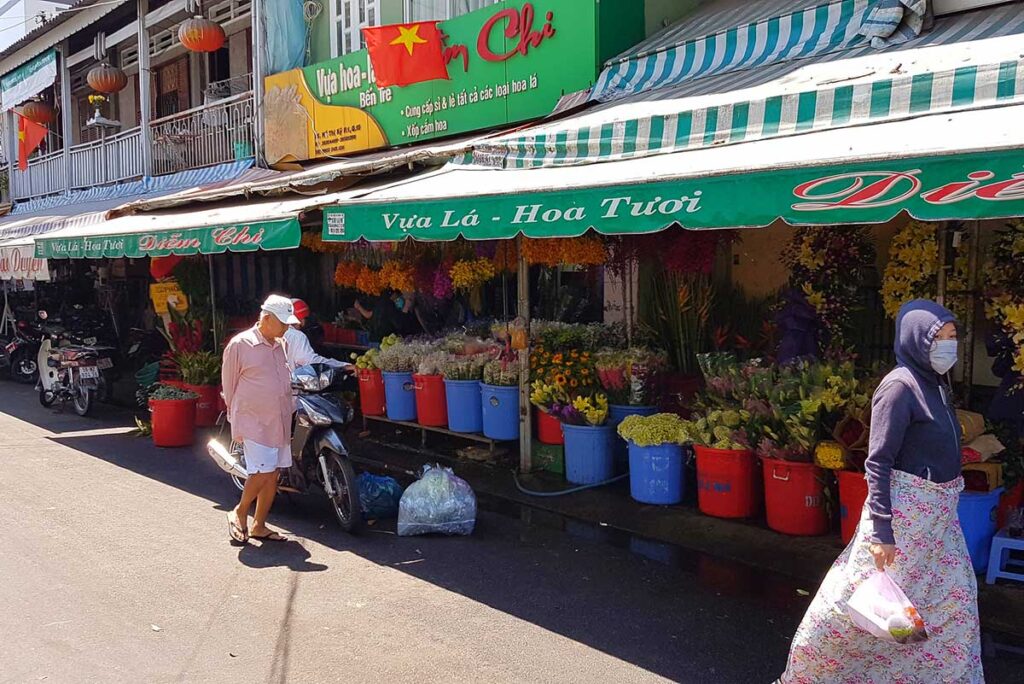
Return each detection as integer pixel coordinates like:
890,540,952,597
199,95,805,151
2,318,42,384
206,363,362,532
35,311,115,416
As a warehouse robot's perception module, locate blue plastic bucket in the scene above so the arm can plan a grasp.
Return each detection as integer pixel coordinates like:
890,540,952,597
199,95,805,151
444,379,483,433
608,405,658,472
628,442,685,505
957,487,1003,573
480,384,519,440
563,423,615,485
383,371,417,421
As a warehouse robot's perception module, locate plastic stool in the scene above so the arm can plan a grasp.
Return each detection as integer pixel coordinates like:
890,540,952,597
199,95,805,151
985,529,1024,585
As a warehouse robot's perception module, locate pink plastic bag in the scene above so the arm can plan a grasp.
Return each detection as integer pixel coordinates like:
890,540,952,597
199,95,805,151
845,571,929,644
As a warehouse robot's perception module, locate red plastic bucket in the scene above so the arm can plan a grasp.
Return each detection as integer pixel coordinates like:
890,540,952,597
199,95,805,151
149,398,197,448
694,445,761,519
762,459,829,536
837,470,869,545
535,409,564,445
358,368,386,416
413,374,448,427
997,481,1023,530
182,383,220,427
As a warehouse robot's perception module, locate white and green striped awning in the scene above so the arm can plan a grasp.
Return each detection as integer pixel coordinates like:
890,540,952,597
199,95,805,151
594,0,871,103
456,4,1024,170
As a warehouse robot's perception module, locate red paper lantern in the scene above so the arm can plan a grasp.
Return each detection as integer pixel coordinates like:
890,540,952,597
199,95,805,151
87,63,128,94
19,100,55,125
178,16,226,52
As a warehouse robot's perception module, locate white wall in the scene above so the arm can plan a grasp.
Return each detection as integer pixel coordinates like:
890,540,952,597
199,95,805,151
0,0,67,54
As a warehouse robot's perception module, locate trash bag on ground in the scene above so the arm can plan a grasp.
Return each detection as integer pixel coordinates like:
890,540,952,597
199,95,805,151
846,571,929,644
397,464,476,536
357,473,403,519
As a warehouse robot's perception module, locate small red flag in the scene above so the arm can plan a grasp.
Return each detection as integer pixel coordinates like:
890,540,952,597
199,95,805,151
362,22,450,88
17,113,47,171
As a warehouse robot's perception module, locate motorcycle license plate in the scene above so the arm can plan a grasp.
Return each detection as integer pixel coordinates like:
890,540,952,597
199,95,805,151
4,342,16,354
79,365,99,379
83,337,98,346
97,357,113,370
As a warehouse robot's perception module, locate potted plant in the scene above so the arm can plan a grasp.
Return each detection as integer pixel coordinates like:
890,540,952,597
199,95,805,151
351,347,385,416
176,350,221,427
442,353,488,433
617,413,690,505
557,392,614,486
145,383,199,448
481,353,521,440
378,338,419,422
413,348,449,428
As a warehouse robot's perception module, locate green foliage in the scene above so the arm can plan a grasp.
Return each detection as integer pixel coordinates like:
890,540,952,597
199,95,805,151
176,351,221,386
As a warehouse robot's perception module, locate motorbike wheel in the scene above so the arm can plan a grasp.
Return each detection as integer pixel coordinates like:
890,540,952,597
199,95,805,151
38,389,56,408
324,452,360,533
10,349,38,384
72,384,94,416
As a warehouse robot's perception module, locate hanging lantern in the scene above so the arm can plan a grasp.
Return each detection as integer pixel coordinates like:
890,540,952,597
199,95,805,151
19,100,56,125
87,63,128,94
178,16,226,52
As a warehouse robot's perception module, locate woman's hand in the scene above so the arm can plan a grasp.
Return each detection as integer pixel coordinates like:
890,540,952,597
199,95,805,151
869,543,897,570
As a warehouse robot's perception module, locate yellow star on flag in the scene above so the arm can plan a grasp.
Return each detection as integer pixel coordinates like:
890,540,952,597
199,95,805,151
390,24,428,56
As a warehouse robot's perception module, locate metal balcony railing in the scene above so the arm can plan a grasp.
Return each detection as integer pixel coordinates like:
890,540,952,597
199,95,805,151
150,91,255,176
68,126,145,190
10,149,65,201
8,90,256,202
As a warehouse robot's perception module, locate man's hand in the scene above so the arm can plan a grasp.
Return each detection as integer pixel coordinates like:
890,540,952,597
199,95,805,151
869,543,897,570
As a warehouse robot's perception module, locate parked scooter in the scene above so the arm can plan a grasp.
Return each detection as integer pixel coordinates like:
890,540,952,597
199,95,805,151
206,363,361,532
2,318,42,384
36,311,115,416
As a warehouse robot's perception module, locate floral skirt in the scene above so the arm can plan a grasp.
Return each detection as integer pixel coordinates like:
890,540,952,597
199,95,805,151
781,470,983,684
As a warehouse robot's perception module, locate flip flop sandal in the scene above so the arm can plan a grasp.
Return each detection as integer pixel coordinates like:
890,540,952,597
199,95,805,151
228,513,248,544
250,531,287,542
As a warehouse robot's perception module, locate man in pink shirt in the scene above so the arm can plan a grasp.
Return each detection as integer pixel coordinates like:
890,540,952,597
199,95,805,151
222,295,298,544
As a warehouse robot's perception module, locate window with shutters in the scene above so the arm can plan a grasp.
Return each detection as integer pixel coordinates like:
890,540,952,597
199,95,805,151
152,57,190,119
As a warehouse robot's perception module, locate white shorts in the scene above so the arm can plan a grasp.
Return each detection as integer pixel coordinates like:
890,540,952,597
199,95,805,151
243,439,292,475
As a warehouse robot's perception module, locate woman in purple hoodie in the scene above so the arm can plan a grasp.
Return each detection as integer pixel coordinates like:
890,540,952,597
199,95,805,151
780,299,983,683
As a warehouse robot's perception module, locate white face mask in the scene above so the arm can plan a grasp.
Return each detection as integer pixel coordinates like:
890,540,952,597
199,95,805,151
929,339,958,375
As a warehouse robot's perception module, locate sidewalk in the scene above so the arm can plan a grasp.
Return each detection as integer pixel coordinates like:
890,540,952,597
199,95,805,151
348,432,1024,640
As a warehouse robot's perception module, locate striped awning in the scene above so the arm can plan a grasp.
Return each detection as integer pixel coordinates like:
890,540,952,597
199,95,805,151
455,3,1024,170
594,0,872,103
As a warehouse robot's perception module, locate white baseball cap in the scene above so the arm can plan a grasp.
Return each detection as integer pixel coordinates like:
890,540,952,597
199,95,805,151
261,294,300,325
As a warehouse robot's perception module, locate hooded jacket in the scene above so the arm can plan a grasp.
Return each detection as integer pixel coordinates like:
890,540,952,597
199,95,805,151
865,299,962,545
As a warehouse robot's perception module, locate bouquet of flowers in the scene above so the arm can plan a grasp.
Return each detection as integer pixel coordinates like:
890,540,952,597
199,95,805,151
684,408,755,451
594,347,667,406
529,345,596,393
544,392,609,426
529,379,568,415
440,353,489,381
617,413,691,447
483,353,521,386
378,340,420,373
984,219,1024,388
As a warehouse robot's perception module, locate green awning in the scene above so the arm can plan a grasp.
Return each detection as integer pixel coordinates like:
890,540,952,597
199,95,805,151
36,217,302,259
321,105,1024,242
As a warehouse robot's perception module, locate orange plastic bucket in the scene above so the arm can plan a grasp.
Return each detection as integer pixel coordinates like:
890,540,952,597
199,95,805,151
413,374,448,427
358,368,386,416
762,459,829,536
535,408,564,445
694,445,761,519
149,398,197,448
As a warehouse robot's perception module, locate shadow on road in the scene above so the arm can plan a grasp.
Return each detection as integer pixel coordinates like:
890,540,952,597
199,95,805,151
5,383,1021,682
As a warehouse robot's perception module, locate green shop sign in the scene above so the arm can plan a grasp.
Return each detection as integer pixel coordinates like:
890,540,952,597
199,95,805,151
36,218,302,259
263,0,628,163
322,149,1024,241
1,49,57,111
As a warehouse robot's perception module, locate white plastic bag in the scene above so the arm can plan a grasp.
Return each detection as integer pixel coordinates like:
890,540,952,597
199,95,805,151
846,571,929,644
397,464,477,537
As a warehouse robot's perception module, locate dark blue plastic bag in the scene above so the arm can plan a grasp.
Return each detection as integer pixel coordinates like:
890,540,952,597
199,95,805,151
357,473,403,519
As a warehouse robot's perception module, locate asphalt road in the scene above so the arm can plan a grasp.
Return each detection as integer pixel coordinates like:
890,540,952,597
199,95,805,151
1,384,1021,683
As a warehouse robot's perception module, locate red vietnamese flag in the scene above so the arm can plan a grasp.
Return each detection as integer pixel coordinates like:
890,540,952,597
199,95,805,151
362,21,449,88
17,113,48,171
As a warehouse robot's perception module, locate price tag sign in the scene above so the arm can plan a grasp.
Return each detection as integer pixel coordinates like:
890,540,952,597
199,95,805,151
149,281,189,315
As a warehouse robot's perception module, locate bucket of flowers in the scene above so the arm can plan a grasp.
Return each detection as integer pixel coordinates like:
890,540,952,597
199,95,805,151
555,392,614,486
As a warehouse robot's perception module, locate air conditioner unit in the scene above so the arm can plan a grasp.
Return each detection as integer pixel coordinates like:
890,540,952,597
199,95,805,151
933,0,1018,16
